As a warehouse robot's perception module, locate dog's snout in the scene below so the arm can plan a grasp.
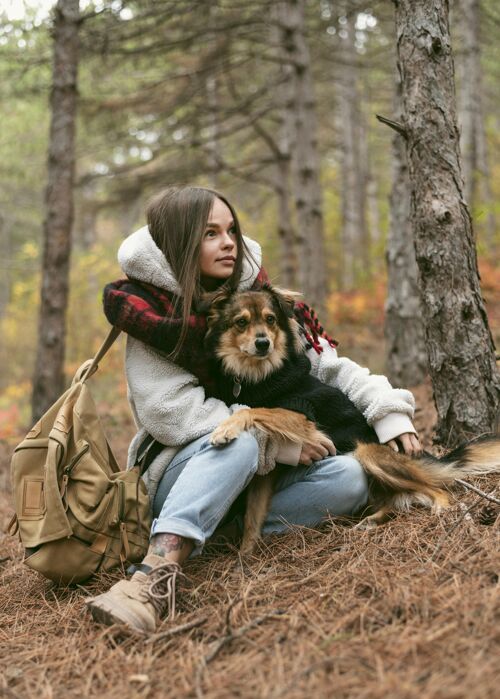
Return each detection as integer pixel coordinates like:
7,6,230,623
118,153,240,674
255,337,270,353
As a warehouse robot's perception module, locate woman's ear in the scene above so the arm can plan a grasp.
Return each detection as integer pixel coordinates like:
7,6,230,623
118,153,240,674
267,285,302,318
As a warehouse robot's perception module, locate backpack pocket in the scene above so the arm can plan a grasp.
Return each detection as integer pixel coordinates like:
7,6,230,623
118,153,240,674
23,536,107,585
65,440,114,528
20,477,45,519
12,437,72,546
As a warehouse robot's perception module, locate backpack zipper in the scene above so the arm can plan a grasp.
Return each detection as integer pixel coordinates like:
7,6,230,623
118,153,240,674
64,443,90,475
60,443,91,509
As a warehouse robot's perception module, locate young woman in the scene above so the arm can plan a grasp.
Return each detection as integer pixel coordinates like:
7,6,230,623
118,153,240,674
86,185,421,632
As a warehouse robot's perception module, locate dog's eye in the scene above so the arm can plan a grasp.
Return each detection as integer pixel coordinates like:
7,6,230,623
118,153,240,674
266,315,276,325
235,318,247,328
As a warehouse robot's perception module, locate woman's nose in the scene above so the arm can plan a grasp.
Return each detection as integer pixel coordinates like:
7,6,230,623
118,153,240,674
221,231,235,248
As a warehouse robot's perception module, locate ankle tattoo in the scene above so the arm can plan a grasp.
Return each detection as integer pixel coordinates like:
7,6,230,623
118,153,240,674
150,533,185,557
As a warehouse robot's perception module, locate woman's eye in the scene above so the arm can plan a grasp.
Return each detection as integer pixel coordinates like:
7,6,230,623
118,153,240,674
205,229,217,238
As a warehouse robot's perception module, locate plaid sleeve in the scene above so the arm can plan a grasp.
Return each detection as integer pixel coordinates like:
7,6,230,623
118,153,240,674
103,279,206,359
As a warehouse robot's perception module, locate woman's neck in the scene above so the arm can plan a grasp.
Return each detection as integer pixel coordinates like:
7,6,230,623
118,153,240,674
200,276,228,292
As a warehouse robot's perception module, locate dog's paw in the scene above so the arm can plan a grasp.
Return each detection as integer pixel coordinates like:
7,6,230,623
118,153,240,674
210,420,243,445
354,518,379,531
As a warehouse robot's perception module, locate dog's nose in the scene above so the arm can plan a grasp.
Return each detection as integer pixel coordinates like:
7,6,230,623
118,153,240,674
255,337,270,354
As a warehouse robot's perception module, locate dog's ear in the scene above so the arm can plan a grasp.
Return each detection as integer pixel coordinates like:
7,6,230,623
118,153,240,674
200,289,232,335
266,285,302,318
199,289,231,315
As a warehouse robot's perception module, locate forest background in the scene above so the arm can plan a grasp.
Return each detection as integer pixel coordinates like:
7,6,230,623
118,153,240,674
0,3,499,698
0,0,499,440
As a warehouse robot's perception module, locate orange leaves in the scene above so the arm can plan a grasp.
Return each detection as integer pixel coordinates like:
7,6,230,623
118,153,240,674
326,279,387,327
478,258,500,301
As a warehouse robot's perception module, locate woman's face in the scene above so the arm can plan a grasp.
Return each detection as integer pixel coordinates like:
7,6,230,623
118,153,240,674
199,197,238,289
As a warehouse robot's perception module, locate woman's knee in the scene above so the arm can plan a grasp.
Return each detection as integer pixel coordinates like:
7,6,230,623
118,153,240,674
344,457,369,510
222,430,259,476
316,454,368,513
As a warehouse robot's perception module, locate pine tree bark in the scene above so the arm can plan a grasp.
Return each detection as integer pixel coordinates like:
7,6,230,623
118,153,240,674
31,0,80,423
278,0,327,314
385,71,427,387
394,0,500,446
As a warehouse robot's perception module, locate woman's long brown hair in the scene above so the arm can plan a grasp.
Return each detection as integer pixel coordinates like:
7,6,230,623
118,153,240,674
146,185,253,359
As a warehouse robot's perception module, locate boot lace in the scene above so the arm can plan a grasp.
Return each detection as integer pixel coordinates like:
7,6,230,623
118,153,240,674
147,562,184,619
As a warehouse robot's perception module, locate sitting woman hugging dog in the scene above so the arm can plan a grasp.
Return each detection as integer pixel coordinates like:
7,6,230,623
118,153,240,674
86,185,421,632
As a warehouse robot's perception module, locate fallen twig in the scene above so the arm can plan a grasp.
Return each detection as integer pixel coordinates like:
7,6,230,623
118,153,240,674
272,658,335,698
145,616,207,644
455,479,500,506
431,499,483,561
204,609,285,665
194,609,286,698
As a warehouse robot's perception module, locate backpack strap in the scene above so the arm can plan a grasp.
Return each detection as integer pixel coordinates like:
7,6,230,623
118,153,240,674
77,326,122,384
134,433,165,476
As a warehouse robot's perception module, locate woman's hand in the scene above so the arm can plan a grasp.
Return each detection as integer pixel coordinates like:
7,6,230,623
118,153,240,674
385,432,422,456
299,436,336,466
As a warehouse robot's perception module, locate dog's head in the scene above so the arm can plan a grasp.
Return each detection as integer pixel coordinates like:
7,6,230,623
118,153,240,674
204,285,303,383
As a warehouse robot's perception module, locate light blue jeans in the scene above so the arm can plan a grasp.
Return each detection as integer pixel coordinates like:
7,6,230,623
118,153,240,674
151,431,368,555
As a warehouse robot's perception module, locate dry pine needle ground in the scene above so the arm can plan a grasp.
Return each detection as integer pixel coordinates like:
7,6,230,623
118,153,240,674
0,386,499,699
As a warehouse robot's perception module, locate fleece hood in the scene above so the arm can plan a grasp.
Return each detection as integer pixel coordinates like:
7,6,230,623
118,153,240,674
117,225,263,295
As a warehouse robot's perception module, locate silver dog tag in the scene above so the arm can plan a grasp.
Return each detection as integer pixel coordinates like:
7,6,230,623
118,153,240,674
233,379,241,398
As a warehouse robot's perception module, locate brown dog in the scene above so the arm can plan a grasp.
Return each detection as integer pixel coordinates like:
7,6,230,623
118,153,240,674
205,286,500,552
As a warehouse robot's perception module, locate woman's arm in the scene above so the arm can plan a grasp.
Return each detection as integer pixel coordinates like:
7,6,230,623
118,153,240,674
307,338,418,447
125,337,235,446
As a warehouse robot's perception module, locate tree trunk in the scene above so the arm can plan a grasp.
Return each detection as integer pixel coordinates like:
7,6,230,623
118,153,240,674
0,213,12,317
336,9,368,290
274,5,299,289
205,1,221,189
394,0,500,446
385,71,427,387
455,0,496,249
276,141,298,289
279,0,327,314
31,0,79,423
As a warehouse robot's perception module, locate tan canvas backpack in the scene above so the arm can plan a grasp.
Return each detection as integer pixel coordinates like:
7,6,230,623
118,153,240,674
9,328,152,585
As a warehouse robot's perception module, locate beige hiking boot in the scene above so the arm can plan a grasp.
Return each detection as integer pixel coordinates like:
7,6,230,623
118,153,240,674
85,554,183,633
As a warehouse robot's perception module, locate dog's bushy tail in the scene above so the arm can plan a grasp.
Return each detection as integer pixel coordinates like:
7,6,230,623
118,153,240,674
355,435,500,492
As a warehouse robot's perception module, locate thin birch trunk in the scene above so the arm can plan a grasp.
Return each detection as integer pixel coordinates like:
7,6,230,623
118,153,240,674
31,0,79,423
394,0,500,446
